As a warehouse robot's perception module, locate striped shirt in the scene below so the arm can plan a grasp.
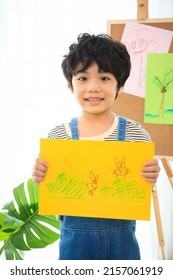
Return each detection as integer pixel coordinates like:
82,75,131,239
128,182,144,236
47,114,151,142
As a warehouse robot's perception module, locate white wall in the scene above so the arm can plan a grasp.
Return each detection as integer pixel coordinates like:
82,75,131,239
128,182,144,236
0,0,173,260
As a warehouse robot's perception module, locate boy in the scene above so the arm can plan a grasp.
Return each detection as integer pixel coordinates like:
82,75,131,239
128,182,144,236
32,33,160,260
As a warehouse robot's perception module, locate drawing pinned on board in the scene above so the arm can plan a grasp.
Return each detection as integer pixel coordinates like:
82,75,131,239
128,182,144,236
121,22,173,97
144,53,173,124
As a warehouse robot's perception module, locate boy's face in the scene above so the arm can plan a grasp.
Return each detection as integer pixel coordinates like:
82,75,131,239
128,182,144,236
68,63,121,116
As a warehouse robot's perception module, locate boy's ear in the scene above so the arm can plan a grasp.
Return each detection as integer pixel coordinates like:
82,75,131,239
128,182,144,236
68,82,74,93
118,86,124,94
114,86,124,100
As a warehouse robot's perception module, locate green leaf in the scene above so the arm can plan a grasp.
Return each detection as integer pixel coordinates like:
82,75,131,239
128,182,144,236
11,214,60,250
0,212,24,241
1,178,60,256
5,242,24,260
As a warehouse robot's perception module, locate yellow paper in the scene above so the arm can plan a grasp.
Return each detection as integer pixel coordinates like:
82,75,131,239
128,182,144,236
39,139,154,220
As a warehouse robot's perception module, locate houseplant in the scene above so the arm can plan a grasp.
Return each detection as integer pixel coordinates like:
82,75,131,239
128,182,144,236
0,178,60,260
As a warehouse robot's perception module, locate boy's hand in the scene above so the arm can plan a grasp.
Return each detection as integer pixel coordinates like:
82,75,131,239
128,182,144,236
32,157,48,185
142,159,160,184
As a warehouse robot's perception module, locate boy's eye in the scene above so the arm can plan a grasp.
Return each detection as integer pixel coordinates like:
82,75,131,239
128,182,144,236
78,77,87,81
101,76,110,81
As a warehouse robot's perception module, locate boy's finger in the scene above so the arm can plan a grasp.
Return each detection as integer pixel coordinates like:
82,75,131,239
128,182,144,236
36,157,48,167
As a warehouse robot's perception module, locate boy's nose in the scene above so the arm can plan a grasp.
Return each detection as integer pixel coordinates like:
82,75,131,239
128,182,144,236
87,82,100,92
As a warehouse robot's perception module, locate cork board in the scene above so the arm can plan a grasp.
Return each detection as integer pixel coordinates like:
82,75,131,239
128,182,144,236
107,19,173,157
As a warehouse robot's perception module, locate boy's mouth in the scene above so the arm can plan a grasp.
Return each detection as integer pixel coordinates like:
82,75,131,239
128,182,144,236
84,97,104,102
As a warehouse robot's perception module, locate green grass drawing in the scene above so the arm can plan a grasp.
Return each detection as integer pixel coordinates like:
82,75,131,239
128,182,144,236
46,172,89,199
100,178,146,201
46,173,146,202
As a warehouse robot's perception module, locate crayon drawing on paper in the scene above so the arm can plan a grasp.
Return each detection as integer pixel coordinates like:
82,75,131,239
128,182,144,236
144,53,173,124
121,22,173,98
39,139,154,220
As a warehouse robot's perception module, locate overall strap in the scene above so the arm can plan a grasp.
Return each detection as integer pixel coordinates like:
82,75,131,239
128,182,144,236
70,118,79,140
117,116,126,141
70,116,126,141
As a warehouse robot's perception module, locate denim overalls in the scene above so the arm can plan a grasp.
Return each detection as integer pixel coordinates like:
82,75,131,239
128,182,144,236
59,116,140,260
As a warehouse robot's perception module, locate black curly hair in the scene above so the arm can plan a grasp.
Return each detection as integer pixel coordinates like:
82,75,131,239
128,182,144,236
61,33,131,99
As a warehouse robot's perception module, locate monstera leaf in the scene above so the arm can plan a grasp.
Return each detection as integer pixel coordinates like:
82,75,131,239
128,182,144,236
0,179,60,259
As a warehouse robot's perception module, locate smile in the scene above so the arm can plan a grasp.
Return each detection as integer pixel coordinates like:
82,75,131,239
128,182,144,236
85,98,104,101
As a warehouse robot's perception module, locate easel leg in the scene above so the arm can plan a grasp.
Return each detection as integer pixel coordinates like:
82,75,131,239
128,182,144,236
161,158,173,190
152,184,165,260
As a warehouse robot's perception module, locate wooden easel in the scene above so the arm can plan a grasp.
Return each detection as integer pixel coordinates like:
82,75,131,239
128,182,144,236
152,157,173,260
152,183,165,260
137,0,148,20
137,0,173,260
161,158,173,190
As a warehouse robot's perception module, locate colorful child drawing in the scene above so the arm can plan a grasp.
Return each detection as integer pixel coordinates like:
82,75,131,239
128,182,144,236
144,53,173,124
39,139,154,220
121,22,173,97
